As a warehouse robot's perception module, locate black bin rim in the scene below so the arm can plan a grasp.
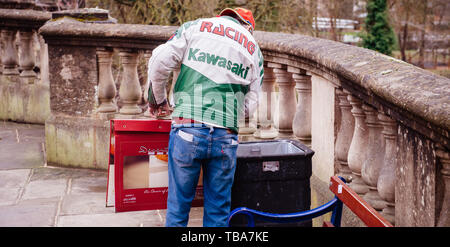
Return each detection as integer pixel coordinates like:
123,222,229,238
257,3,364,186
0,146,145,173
236,139,314,161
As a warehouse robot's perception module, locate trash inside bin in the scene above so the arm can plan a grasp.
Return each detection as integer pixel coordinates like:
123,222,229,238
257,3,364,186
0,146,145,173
230,139,314,227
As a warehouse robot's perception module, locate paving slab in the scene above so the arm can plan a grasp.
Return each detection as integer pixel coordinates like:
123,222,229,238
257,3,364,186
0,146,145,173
60,193,113,216
0,122,45,170
31,166,106,180
0,198,59,227
70,175,108,195
0,169,31,206
57,210,162,227
0,129,16,142
17,127,45,142
22,178,68,201
0,142,44,169
0,188,20,206
0,169,31,189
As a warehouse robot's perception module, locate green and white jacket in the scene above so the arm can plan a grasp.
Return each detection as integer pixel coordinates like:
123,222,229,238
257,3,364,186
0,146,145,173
147,16,264,133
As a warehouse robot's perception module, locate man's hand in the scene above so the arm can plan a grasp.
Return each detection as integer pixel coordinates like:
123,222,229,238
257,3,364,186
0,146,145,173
148,99,172,118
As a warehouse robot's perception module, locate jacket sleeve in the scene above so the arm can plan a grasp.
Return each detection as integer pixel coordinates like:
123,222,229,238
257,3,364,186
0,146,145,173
244,47,264,118
146,23,193,105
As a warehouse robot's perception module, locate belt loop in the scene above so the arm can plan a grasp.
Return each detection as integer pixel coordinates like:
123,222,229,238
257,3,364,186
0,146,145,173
209,125,214,134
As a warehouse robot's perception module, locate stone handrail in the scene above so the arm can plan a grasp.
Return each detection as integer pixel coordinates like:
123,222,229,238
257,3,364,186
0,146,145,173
0,8,50,28
39,21,177,49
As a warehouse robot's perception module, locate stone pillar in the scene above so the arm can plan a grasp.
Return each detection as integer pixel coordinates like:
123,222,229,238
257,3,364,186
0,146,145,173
395,124,436,226
436,145,450,226
334,89,354,181
361,104,387,211
96,48,117,114
253,66,278,139
1,29,19,76
289,67,312,146
272,63,296,136
347,95,370,195
377,113,398,225
118,49,142,115
18,30,36,83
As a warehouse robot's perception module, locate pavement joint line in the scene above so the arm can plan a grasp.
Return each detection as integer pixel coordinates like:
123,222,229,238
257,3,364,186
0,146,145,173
41,142,47,167
157,209,164,223
53,177,72,226
66,177,73,195
14,168,34,205
15,129,19,143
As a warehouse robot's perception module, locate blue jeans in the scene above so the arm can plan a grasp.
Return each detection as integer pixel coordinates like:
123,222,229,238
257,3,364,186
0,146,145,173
166,123,238,227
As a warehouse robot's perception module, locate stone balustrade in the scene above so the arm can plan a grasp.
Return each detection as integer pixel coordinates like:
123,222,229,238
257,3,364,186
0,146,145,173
0,8,51,123
1,6,449,227
253,30,449,227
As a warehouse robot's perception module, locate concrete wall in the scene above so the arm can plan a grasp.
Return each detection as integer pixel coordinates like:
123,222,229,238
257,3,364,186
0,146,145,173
0,76,50,124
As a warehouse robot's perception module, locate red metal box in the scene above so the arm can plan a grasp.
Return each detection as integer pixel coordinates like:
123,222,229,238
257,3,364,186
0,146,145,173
106,119,203,212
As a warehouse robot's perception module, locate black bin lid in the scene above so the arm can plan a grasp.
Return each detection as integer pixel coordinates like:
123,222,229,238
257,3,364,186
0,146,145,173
236,139,314,161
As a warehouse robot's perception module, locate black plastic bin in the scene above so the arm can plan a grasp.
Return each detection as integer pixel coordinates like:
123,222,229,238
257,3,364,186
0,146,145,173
230,139,314,227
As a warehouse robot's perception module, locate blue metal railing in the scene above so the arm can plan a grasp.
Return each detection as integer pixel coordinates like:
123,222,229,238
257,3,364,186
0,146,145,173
227,177,346,227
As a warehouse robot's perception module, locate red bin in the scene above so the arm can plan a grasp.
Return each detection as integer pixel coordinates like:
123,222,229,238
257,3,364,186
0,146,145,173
106,119,203,212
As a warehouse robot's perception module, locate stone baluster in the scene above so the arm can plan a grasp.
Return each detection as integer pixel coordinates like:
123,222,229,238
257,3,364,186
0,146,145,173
253,66,278,139
238,79,257,135
289,66,312,146
361,104,388,211
238,116,257,135
32,32,40,80
0,27,5,75
347,95,370,195
0,29,3,75
118,49,142,115
18,30,36,83
272,63,296,136
96,48,117,114
436,145,450,226
137,51,148,113
1,29,19,76
37,35,49,85
142,51,152,102
377,113,398,225
143,50,152,117
334,89,354,180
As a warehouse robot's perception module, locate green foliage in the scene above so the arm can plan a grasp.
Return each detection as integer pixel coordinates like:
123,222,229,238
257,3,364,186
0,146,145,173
361,0,396,55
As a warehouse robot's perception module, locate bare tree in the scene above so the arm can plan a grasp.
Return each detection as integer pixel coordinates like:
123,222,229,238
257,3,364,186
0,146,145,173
389,0,414,62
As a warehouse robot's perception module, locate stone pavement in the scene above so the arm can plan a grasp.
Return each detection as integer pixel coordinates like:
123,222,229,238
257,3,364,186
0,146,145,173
0,120,203,227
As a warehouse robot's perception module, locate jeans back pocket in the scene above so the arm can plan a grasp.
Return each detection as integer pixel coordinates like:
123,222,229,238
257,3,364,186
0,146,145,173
172,129,197,167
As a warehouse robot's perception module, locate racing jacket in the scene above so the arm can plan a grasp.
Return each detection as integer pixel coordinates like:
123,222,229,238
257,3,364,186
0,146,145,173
146,16,264,133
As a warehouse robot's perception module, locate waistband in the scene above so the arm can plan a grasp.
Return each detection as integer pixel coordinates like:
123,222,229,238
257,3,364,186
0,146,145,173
172,118,238,135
